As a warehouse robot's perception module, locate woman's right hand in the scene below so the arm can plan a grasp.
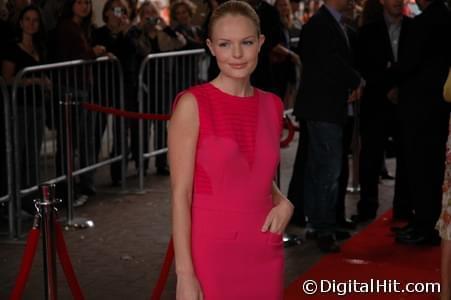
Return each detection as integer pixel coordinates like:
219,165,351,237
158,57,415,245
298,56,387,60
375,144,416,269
93,45,107,57
176,273,203,300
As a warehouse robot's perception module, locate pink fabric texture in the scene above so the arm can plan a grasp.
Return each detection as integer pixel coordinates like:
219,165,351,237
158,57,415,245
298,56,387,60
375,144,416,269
174,83,285,299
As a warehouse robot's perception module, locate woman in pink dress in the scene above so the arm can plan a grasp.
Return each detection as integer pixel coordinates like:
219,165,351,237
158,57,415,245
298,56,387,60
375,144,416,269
168,1,294,299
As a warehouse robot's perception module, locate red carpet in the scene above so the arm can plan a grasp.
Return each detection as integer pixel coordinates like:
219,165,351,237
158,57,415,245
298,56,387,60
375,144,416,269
284,211,441,299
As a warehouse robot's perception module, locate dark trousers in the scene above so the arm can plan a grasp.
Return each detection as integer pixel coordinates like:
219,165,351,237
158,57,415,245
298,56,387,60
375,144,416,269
304,121,343,235
399,104,449,232
287,121,307,224
337,116,354,222
357,102,406,217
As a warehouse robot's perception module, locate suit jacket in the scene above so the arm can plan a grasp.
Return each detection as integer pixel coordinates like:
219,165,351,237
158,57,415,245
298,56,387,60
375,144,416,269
396,0,451,114
357,15,412,110
294,5,361,124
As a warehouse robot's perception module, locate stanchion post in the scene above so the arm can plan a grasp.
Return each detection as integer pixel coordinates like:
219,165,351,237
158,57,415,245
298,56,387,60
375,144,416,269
39,184,58,300
62,93,75,223
61,93,94,229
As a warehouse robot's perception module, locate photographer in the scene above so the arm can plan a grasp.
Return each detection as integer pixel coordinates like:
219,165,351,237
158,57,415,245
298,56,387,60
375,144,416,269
92,0,137,186
128,0,186,176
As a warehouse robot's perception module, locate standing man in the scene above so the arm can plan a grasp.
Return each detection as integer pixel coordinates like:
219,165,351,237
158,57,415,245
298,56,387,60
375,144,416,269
394,0,451,245
353,0,413,223
294,0,364,252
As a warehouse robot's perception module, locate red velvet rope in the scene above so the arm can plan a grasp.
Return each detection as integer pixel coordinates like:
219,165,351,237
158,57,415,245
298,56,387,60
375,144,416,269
9,228,41,300
150,237,175,300
81,103,171,121
280,116,297,148
55,223,85,300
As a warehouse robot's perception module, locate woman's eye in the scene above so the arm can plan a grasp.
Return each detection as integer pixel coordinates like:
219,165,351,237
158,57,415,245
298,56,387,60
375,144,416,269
243,40,254,46
218,43,229,47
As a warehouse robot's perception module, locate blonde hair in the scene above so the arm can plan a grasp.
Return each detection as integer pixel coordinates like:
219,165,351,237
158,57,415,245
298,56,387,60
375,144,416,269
170,0,196,22
208,0,260,38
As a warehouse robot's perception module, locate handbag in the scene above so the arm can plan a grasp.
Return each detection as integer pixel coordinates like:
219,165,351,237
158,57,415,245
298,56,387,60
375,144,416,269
444,68,451,102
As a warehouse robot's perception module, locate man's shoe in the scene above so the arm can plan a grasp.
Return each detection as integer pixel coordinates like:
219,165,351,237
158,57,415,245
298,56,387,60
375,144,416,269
316,235,341,253
391,223,415,235
395,230,441,246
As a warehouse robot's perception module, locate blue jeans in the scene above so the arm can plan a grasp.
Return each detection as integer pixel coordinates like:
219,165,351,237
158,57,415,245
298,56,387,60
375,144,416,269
303,121,343,236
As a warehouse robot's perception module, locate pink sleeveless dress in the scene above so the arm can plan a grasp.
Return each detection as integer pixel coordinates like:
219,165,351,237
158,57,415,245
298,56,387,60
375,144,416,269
175,83,284,299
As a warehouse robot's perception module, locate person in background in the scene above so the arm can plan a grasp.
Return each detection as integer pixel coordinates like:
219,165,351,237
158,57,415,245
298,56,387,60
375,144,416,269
243,0,299,94
93,0,137,186
274,0,302,107
393,0,451,246
1,4,50,211
437,65,451,300
128,0,186,176
352,0,412,223
170,0,203,49
53,0,107,207
293,0,364,252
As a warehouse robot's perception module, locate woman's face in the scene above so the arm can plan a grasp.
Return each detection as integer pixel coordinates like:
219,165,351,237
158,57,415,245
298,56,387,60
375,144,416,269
174,4,191,26
140,4,159,21
20,9,40,36
276,0,291,17
207,14,264,80
106,0,129,30
73,0,92,19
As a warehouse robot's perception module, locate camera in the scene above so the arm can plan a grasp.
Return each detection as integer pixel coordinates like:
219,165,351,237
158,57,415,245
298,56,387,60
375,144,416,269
146,16,160,26
113,7,125,17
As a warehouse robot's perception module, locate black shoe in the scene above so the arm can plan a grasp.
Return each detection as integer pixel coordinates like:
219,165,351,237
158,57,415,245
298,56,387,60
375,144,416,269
156,167,170,176
316,235,341,253
395,230,441,246
337,218,357,230
391,223,415,235
351,213,376,224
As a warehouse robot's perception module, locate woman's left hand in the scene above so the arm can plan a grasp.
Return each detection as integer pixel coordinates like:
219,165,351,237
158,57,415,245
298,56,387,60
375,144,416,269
261,198,294,234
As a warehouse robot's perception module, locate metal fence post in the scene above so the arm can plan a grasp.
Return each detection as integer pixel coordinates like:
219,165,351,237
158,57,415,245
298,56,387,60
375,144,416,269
38,183,58,300
0,77,17,239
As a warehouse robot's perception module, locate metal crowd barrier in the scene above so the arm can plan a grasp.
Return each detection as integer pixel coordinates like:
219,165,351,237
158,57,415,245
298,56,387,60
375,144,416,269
137,49,206,190
10,57,125,235
0,76,16,238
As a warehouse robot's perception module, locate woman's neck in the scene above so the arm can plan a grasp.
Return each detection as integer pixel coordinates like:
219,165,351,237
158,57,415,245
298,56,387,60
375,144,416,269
212,74,253,97
21,34,33,47
72,15,82,25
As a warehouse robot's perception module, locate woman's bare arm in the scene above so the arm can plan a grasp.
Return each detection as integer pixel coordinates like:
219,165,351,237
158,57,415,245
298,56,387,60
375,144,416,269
168,92,199,276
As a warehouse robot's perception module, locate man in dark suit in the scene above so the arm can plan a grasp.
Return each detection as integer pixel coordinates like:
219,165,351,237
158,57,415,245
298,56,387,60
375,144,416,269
294,0,363,252
393,0,451,246
352,0,413,223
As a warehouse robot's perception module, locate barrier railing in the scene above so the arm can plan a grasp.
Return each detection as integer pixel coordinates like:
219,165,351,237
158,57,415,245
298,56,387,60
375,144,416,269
10,57,125,234
137,49,206,191
0,76,16,238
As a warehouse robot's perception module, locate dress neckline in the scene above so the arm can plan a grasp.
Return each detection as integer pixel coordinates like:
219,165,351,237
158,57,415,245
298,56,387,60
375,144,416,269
207,82,258,101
